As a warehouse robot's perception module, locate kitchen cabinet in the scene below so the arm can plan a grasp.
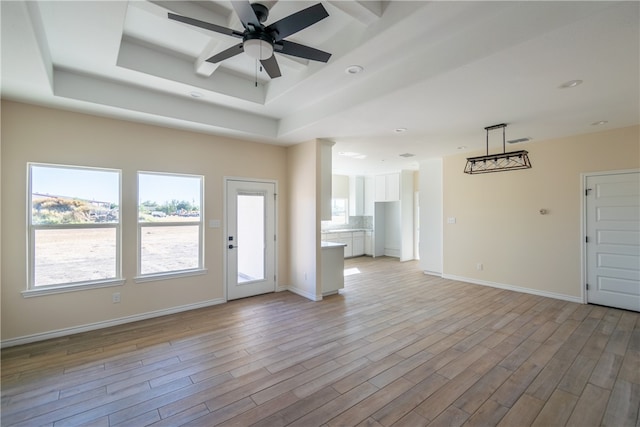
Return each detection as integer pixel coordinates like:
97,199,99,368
348,176,364,216
350,175,374,216
352,231,365,256
364,176,374,216
321,230,369,258
338,232,353,257
364,231,373,255
321,242,345,296
372,170,415,261
374,173,400,202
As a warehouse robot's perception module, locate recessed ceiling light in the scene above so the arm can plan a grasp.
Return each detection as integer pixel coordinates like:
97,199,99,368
457,146,467,150
394,127,407,133
399,153,415,158
190,91,203,98
559,79,583,89
591,120,608,126
345,65,363,75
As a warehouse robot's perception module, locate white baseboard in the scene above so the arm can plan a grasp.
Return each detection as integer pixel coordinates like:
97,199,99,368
286,285,322,301
442,274,583,304
423,270,443,277
384,248,400,258
1,298,226,348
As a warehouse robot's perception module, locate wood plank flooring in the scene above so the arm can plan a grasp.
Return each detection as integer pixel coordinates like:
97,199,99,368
2,256,639,426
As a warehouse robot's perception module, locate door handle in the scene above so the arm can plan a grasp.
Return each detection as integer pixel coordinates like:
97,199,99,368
228,244,237,249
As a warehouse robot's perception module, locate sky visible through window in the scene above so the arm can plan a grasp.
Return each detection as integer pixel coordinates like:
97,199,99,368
138,173,201,207
31,166,201,206
32,165,119,203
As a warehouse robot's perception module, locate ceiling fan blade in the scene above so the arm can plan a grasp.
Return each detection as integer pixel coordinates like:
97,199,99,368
168,13,242,38
260,55,282,79
266,3,329,41
206,43,244,63
277,40,331,63
231,1,261,29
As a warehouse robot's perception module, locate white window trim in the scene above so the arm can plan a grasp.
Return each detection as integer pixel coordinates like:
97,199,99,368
22,279,125,298
134,268,208,283
137,171,205,279
27,163,123,293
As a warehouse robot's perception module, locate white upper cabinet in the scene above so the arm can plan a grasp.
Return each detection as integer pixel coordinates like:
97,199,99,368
349,175,364,216
348,175,375,216
364,175,374,216
374,173,401,202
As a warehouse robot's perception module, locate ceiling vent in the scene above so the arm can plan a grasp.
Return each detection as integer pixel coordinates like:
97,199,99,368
464,124,532,174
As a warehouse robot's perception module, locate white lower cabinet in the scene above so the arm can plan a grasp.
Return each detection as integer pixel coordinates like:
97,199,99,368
352,231,364,256
336,234,353,258
321,230,370,258
364,231,373,255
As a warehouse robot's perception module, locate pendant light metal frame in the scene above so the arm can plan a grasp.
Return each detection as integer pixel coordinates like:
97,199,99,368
464,123,532,174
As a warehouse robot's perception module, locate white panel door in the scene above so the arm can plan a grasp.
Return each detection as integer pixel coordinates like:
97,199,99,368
586,171,640,311
226,180,276,300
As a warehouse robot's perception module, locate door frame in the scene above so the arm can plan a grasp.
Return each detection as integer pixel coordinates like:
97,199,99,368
581,168,639,304
223,176,278,302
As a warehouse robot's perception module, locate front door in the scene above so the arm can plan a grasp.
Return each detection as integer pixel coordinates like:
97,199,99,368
226,179,276,300
586,171,639,311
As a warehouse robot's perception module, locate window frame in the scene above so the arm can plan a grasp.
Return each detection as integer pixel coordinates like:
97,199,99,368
24,163,124,297
135,171,206,282
330,198,349,225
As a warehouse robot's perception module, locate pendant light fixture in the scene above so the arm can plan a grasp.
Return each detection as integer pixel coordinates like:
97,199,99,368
464,123,532,174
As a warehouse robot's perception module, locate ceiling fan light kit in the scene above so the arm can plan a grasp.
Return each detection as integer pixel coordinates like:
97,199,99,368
243,37,273,60
168,2,331,80
464,123,532,174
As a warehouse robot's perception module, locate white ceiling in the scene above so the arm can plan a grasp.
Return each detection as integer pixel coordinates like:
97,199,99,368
2,1,638,174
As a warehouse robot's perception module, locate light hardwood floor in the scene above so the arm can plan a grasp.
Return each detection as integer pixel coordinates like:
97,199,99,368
2,256,639,426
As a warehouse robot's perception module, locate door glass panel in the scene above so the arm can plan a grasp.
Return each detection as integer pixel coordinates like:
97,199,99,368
237,193,265,283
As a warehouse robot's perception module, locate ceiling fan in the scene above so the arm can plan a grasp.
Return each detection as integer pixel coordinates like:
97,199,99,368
168,1,332,79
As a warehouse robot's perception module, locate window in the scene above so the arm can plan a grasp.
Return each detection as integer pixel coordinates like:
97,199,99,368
331,198,349,225
137,172,204,279
28,163,122,291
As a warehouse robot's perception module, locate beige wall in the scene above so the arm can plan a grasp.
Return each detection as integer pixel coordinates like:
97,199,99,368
1,100,289,342
286,140,320,300
443,125,639,300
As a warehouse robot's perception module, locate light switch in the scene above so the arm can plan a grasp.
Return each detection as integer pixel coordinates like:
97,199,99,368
447,217,456,224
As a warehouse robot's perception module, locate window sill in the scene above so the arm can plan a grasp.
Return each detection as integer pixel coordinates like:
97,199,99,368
22,279,125,298
134,268,208,284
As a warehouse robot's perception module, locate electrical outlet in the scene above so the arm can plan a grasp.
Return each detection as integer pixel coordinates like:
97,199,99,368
112,292,121,303
476,263,483,271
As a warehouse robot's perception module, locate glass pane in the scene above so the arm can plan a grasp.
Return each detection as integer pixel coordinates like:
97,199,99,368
140,225,199,275
138,173,202,222
31,165,120,225
331,198,348,224
237,194,265,283
34,228,117,286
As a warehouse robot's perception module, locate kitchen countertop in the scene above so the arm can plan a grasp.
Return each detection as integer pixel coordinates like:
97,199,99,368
321,241,347,248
